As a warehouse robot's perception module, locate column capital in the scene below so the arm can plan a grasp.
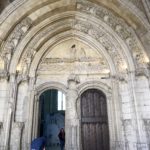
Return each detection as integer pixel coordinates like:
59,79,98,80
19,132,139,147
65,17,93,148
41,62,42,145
0,71,9,81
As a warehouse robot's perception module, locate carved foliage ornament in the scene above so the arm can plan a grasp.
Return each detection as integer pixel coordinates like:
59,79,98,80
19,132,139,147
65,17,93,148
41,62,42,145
19,20,73,75
73,19,127,72
77,0,147,67
0,17,32,72
3,17,32,54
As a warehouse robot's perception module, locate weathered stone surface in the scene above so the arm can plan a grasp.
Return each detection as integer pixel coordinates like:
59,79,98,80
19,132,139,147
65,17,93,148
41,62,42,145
0,0,150,150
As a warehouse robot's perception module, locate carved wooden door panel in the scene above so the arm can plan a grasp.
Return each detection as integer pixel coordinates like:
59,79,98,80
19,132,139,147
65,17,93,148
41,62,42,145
81,89,109,150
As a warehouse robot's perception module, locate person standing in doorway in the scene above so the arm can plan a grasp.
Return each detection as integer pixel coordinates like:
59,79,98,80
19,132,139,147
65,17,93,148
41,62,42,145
58,128,65,150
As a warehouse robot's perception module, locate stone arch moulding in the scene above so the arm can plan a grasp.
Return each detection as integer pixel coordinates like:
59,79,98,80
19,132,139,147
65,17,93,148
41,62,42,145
0,0,148,75
77,80,114,150
28,32,116,77
8,11,136,75
35,81,67,97
78,80,112,97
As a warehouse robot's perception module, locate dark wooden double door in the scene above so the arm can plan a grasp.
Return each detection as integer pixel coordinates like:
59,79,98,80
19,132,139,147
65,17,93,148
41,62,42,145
81,89,109,150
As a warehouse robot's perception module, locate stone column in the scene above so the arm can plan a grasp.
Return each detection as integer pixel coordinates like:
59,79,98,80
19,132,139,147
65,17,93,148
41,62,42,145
32,94,39,138
0,122,3,147
135,69,150,150
65,74,80,150
143,119,150,148
25,77,36,148
0,73,8,148
10,122,24,150
128,71,140,144
3,73,17,150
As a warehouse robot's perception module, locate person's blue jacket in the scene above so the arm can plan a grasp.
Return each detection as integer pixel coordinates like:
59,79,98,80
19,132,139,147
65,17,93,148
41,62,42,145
31,136,46,150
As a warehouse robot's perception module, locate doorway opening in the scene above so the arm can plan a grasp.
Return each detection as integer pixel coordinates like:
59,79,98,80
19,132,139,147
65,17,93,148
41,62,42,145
81,89,109,150
39,89,66,150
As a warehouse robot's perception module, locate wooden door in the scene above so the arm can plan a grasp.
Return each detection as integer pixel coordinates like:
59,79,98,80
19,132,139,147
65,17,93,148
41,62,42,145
81,89,109,150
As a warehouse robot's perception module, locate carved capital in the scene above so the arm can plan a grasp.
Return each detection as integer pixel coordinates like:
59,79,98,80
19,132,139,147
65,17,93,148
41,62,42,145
9,73,17,81
135,68,149,78
17,74,29,84
0,71,9,81
68,74,80,85
111,73,128,82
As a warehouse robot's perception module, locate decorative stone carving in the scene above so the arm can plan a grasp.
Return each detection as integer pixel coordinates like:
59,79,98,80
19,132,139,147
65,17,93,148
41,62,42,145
66,74,80,120
66,74,80,150
17,74,29,84
73,19,127,72
111,73,128,82
68,74,80,84
126,0,145,13
3,17,32,53
38,40,109,75
0,48,12,72
0,71,9,81
1,17,32,72
77,0,147,69
135,67,149,78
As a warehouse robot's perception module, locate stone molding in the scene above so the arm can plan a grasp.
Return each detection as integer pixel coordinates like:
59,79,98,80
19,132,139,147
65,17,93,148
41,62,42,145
77,1,147,67
135,67,150,78
3,0,148,75
16,74,29,84
35,81,67,97
1,17,32,73
0,0,28,25
68,74,80,84
78,80,112,97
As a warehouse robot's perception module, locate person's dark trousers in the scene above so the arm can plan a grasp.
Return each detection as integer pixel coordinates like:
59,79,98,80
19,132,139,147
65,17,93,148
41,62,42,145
60,140,65,150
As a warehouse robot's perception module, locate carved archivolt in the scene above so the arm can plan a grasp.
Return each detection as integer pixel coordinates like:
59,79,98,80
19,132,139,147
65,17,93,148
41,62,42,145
17,17,128,76
0,17,32,73
77,1,148,67
0,0,148,76
73,19,127,73
0,0,28,25
3,17,32,54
